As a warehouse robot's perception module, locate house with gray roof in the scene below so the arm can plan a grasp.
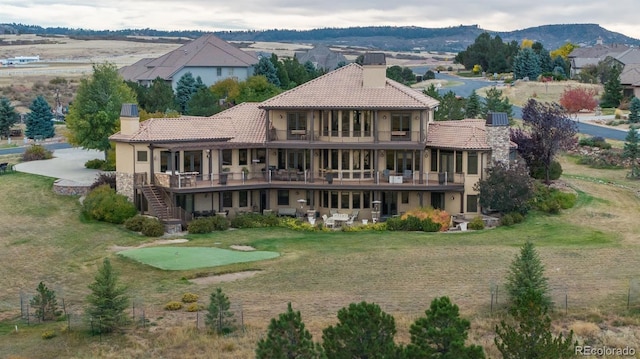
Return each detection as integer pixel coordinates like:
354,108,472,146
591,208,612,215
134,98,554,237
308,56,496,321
295,44,348,71
111,54,513,231
119,34,258,90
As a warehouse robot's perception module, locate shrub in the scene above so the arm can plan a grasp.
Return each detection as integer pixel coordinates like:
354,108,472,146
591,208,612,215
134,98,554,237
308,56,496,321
500,213,515,226
141,218,164,237
530,184,577,214
124,215,147,232
164,301,183,311
209,215,230,231
420,218,441,232
82,185,137,224
385,217,405,231
182,293,199,303
579,136,612,149
85,158,105,169
468,216,485,230
41,330,57,340
22,145,52,162
530,160,563,180
231,212,280,228
186,303,202,312
90,172,116,191
402,207,450,231
188,216,229,234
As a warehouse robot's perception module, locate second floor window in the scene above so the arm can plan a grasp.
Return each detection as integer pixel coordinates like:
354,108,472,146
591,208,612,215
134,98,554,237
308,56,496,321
468,152,478,175
287,112,307,139
391,113,411,140
222,149,232,166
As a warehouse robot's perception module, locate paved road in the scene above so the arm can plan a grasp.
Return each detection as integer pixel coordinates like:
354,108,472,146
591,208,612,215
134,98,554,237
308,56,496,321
13,147,103,184
425,72,629,141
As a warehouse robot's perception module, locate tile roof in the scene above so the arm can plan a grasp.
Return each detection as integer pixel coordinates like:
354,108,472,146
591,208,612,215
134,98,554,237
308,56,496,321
259,63,440,110
426,119,491,150
119,34,258,82
110,103,266,145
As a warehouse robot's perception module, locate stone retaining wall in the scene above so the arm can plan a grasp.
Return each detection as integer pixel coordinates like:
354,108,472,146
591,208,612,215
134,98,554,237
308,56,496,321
53,179,91,196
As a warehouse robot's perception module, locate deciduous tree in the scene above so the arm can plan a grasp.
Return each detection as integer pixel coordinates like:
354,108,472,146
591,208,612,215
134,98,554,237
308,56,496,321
256,302,322,359
322,301,399,358
186,88,221,116
233,76,282,104
25,95,55,139
406,296,485,359
86,258,129,333
517,99,577,182
559,87,599,116
65,62,136,158
0,97,19,139
474,160,534,214
205,288,235,335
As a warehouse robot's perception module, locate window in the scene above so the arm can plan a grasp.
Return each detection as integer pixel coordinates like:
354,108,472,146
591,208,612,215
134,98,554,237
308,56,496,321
341,192,349,209
331,111,339,136
391,113,411,140
331,191,338,209
468,152,478,175
256,148,266,163
322,111,330,136
363,191,371,208
217,67,222,76
222,149,232,166
430,150,438,172
277,190,289,206
287,112,307,139
352,192,361,209
222,192,233,208
467,194,478,213
137,150,148,162
239,191,248,207
353,111,361,136
239,149,248,166
456,152,463,173
323,190,329,207
401,191,409,204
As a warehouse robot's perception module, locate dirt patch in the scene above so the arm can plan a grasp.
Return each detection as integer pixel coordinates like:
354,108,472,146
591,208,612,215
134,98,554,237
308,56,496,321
189,270,261,285
110,238,189,252
230,245,256,251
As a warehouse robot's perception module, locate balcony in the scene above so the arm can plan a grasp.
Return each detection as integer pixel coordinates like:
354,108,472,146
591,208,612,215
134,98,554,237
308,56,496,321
268,130,424,143
149,170,465,191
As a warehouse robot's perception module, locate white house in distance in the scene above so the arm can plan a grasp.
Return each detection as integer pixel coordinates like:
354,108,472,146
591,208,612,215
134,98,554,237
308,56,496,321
119,34,258,89
0,55,40,66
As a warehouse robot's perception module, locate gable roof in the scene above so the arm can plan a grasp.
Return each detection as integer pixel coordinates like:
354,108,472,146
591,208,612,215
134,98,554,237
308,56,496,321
109,102,266,146
620,64,640,86
295,44,348,71
119,34,258,82
259,63,439,110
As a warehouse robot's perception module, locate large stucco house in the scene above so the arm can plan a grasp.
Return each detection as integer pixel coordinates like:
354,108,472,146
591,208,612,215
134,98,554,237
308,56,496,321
119,34,258,90
110,55,513,230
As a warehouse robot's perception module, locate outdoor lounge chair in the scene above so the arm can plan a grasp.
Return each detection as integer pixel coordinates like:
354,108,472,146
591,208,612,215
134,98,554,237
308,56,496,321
322,214,335,229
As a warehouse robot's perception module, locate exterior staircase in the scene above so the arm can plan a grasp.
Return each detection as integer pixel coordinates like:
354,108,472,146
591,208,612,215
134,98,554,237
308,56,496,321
140,185,172,220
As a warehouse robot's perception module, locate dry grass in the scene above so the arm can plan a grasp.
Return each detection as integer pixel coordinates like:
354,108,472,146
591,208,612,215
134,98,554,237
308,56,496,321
478,80,603,107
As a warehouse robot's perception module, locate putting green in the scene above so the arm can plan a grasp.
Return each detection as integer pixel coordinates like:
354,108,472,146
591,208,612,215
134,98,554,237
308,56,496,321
118,247,280,270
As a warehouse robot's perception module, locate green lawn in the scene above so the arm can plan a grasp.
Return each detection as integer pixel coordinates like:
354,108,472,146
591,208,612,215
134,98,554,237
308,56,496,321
118,247,280,270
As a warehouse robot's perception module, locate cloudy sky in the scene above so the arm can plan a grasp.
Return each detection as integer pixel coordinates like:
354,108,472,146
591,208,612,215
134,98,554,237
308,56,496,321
3,0,639,40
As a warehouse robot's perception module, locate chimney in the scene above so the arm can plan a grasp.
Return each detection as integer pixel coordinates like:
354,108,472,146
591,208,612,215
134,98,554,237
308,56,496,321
362,53,387,88
119,103,140,136
485,112,510,164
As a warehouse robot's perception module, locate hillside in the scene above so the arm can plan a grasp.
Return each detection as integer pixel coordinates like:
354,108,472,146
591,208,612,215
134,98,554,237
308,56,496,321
1,23,639,52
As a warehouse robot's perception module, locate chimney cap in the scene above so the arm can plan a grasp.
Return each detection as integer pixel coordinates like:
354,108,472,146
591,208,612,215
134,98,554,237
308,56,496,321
486,112,509,126
120,103,139,118
362,53,386,66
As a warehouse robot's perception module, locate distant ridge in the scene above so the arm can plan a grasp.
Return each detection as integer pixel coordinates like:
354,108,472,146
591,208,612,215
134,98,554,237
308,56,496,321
1,23,638,52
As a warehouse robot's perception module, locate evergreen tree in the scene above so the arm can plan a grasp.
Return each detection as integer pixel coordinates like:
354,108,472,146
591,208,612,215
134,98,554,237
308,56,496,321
423,84,442,101
175,72,198,113
322,301,399,359
436,91,465,120
0,97,19,138
505,241,551,310
205,287,235,334
270,53,290,89
186,87,221,116
254,56,281,87
30,281,61,321
623,126,640,178
256,302,322,359
628,97,640,124
65,62,136,159
481,87,514,119
282,57,309,88
145,77,176,113
601,65,623,108
496,242,576,359
303,60,318,80
465,90,482,118
86,258,129,333
406,296,485,359
513,47,541,80
25,95,55,139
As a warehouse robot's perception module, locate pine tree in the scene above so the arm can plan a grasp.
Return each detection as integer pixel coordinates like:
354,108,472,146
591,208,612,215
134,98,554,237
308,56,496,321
623,126,640,178
481,87,513,119
30,282,61,321
628,97,640,124
205,287,235,334
601,65,623,108
145,77,176,113
0,97,19,138
186,87,220,116
505,241,551,310
465,90,482,118
254,56,281,87
175,72,198,113
406,296,485,359
25,95,55,139
86,258,129,333
322,301,399,358
513,47,541,80
256,302,322,359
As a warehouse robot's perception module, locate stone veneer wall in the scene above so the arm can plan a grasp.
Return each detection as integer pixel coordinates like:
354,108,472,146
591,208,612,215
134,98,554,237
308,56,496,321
53,179,91,196
116,172,134,201
485,125,510,164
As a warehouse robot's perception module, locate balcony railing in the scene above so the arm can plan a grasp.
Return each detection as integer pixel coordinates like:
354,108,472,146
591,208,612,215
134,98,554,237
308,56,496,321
269,130,424,142
151,170,464,189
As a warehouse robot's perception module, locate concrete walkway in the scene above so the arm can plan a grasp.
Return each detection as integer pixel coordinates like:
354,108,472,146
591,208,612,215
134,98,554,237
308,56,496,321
14,147,104,185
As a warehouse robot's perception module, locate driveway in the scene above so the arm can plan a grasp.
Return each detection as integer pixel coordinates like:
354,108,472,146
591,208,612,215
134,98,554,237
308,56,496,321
14,147,104,185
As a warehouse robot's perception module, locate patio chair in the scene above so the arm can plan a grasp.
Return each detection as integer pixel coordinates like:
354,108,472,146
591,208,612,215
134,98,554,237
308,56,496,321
351,210,360,220
345,215,355,227
322,214,335,229
403,169,412,180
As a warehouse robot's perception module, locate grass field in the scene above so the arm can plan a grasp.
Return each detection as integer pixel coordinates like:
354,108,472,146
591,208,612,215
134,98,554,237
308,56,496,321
1,156,640,358
118,247,280,270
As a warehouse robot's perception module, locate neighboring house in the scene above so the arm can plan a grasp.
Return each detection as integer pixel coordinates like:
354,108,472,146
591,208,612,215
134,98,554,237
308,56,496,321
295,44,348,71
568,40,630,77
118,34,258,89
620,64,640,98
110,54,513,231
